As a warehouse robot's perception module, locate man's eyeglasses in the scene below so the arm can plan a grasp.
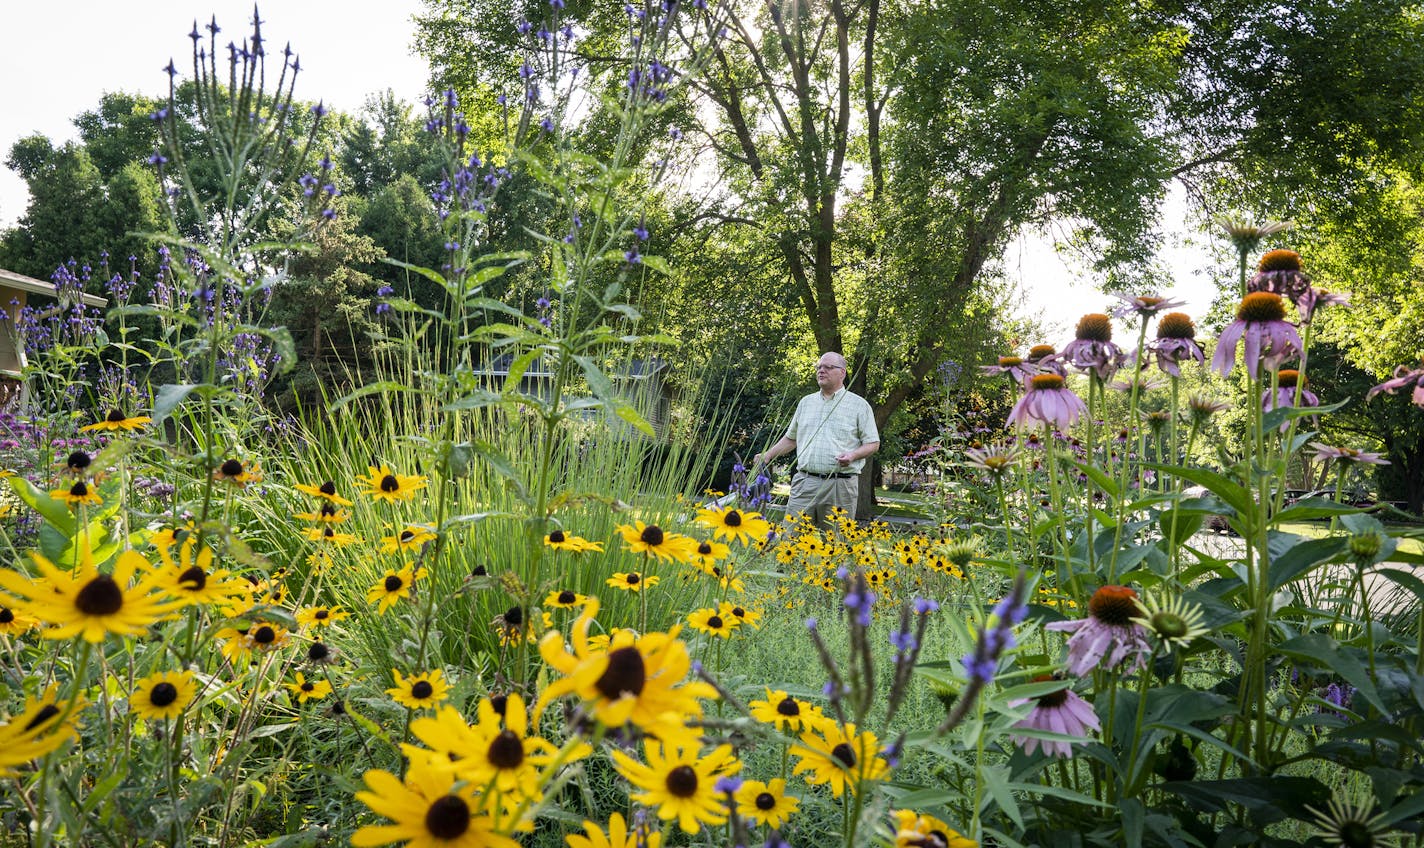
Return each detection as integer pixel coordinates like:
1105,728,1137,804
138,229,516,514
815,364,844,372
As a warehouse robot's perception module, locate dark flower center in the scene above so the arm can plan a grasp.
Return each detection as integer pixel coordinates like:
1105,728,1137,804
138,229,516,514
1337,821,1375,848
70,481,90,498
1088,585,1139,626
411,680,434,699
626,573,640,585
755,792,776,810
178,566,207,590
724,510,742,527
698,542,712,555
106,409,127,422
549,530,566,543
400,530,416,542
320,503,337,517
1258,248,1302,272
220,459,243,477
595,647,647,699
831,742,857,768
253,625,277,644
1157,312,1196,339
557,591,577,604
24,704,60,731
471,565,488,577
1036,688,1070,708
75,575,123,616
308,642,331,662
319,481,337,496
322,527,335,538
504,606,524,626
665,765,699,798
0,607,13,623
385,575,404,592
301,681,315,692
707,615,724,629
732,607,746,618
148,682,180,707
315,609,329,619
1028,344,1055,359
424,795,471,839
487,730,525,768
640,525,664,546
1030,374,1065,391
1075,313,1113,342
1236,291,1287,323
1277,369,1303,388
998,356,1023,366
67,451,91,470
380,474,400,492
489,694,508,715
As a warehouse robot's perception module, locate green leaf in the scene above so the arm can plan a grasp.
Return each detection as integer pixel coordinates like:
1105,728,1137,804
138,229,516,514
1262,398,1346,435
1148,463,1253,519
1073,461,1120,498
383,258,447,287
8,476,75,535
1275,498,1361,522
613,401,655,438
979,763,1023,829
1267,536,1347,590
1159,509,1204,545
1277,633,1388,714
332,380,417,410
640,254,672,276
150,383,199,429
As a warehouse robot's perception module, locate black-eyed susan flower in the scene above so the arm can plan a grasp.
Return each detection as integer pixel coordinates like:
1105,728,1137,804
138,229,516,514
130,670,197,720
305,549,334,575
247,621,291,654
64,450,93,475
694,505,772,546
0,684,84,775
387,669,450,710
689,538,730,572
687,607,738,639
566,812,663,848
616,521,694,563
610,740,740,834
790,720,890,797
535,599,716,743
448,693,589,802
296,605,349,629
294,480,353,506
305,640,339,665
151,540,252,610
360,465,427,504
606,572,658,593
301,525,362,547
213,458,262,488
1131,592,1208,651
720,601,762,629
351,763,520,848
543,589,589,610
380,524,436,554
50,480,102,507
544,529,603,553
294,502,351,524
748,689,822,732
0,604,38,636
892,809,976,848
80,408,150,432
0,549,179,642
1306,788,1395,848
285,672,333,704
734,778,799,829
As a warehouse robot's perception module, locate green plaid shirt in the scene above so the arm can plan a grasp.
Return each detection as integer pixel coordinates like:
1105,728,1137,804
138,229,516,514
784,388,879,474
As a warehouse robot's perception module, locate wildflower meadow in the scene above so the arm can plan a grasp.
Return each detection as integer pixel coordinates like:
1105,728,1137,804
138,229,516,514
3,4,1424,848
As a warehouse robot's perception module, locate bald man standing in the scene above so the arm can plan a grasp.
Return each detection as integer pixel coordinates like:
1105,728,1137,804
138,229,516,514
753,351,880,528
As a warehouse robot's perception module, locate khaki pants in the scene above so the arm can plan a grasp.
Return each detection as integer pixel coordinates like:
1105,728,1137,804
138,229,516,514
786,471,859,530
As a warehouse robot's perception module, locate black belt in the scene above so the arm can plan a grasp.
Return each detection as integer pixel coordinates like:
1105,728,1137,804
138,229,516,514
800,470,854,479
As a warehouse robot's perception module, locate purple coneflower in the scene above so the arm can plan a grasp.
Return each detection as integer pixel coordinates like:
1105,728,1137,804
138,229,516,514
980,354,1038,385
1296,287,1349,324
1007,374,1087,430
1249,249,1313,305
1045,585,1153,676
1210,292,1302,379
1110,292,1186,320
1367,361,1424,407
1059,313,1126,380
1009,677,1100,757
963,443,1020,478
1024,344,1066,378
1308,443,1390,467
1148,312,1204,377
1261,369,1319,424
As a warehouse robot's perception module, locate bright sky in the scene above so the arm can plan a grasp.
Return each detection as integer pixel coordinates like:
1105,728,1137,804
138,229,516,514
1,1,1225,336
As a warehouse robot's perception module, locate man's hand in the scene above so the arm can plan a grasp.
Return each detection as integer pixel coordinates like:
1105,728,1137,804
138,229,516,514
835,451,855,465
